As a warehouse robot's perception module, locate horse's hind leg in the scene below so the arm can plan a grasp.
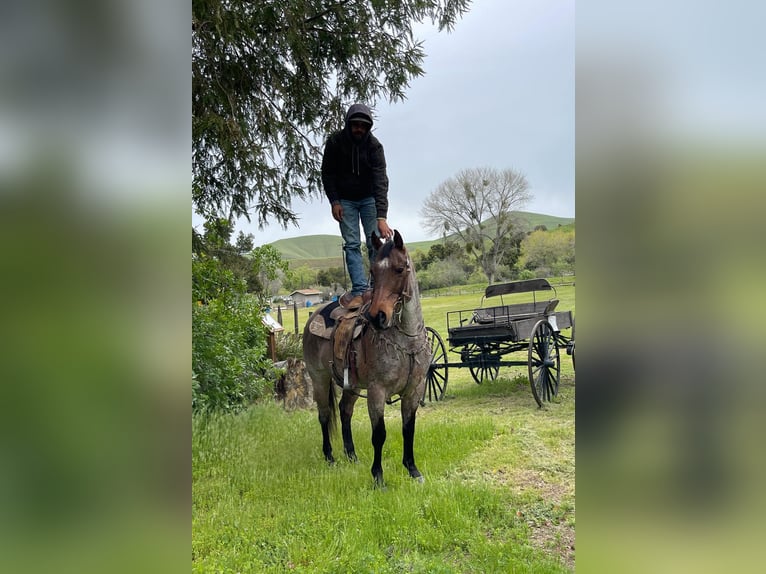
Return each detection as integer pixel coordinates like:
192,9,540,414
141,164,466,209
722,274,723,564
319,412,334,464
314,377,336,464
339,390,359,462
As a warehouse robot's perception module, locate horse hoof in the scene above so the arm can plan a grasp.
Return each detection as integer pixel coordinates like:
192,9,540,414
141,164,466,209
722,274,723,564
346,452,358,463
413,475,425,484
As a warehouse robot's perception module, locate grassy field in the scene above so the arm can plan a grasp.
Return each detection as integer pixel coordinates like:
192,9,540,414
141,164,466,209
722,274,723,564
193,282,575,573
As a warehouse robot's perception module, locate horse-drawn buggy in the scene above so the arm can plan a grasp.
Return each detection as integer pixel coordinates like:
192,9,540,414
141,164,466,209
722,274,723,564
423,278,575,407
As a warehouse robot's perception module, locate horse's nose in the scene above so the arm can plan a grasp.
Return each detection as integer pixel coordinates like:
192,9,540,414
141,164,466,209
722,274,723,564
365,308,389,329
367,309,388,329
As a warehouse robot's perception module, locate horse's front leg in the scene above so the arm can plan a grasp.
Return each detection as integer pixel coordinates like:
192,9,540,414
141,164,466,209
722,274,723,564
339,390,359,462
401,392,424,482
367,388,387,487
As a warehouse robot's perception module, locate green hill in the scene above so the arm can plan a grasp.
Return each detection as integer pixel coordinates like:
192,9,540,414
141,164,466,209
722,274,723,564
270,235,345,260
269,211,574,264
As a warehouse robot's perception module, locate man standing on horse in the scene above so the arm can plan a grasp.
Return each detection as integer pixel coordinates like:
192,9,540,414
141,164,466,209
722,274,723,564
321,103,393,309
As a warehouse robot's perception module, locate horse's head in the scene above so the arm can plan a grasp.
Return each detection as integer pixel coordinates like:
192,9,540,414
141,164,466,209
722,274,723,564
366,230,412,330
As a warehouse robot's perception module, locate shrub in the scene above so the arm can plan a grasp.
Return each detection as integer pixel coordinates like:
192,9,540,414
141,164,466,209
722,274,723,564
192,256,276,412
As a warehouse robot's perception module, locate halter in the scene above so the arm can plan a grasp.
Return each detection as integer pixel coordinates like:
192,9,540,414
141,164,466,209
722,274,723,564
370,256,419,336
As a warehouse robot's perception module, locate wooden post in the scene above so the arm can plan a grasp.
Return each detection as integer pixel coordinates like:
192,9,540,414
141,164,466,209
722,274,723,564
267,331,277,362
294,303,299,334
261,314,284,362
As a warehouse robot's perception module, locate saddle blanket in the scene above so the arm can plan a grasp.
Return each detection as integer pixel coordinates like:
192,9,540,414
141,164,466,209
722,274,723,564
307,301,364,341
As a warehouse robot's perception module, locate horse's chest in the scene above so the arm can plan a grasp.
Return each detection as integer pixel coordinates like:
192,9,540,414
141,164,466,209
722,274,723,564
357,333,428,384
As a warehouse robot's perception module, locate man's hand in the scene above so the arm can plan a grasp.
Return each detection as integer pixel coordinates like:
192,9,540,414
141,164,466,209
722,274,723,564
377,218,393,239
331,203,343,222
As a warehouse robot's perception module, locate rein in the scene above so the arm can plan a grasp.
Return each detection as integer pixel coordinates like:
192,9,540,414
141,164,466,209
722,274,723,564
386,259,424,338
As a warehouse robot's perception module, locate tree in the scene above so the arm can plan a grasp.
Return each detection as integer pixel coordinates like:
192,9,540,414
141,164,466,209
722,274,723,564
417,259,471,291
317,267,348,291
250,245,292,298
519,227,575,277
420,167,532,283
283,264,317,292
192,0,470,228
195,219,291,298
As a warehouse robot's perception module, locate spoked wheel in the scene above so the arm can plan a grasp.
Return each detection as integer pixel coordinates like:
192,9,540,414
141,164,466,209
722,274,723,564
423,327,448,403
465,344,500,385
528,319,561,407
470,362,500,385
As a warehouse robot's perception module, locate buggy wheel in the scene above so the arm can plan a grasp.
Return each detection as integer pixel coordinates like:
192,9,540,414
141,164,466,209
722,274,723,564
469,362,500,385
465,344,500,384
528,320,561,407
423,327,448,403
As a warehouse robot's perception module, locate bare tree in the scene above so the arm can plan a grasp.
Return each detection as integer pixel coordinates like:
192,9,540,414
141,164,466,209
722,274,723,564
420,167,532,283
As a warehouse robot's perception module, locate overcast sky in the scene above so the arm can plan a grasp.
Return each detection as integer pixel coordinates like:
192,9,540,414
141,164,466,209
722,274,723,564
232,0,574,246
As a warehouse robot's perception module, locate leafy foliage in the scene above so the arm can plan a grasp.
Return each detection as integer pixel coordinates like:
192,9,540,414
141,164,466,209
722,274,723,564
192,246,292,411
414,240,469,271
195,217,292,298
417,258,482,291
519,226,575,277
413,240,480,290
251,243,293,296
282,263,317,291
192,257,277,412
317,266,348,291
421,167,531,283
193,0,470,226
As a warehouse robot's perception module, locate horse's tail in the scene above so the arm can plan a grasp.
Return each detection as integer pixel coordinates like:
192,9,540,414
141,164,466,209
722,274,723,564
327,376,338,437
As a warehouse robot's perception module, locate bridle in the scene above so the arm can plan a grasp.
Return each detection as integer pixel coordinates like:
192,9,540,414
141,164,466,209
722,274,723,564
369,256,413,329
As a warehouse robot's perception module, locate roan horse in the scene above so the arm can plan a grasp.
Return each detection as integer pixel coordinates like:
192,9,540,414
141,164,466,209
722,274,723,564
302,230,431,487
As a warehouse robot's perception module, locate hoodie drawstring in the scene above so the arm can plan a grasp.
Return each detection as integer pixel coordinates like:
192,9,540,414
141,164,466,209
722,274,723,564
351,145,360,175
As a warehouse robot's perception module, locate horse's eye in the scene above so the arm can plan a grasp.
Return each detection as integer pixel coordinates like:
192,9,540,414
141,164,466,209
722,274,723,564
395,267,405,274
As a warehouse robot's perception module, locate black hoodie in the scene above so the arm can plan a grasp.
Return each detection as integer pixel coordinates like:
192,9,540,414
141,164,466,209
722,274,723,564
321,103,389,219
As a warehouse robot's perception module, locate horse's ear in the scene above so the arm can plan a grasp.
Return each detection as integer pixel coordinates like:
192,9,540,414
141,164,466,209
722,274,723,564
371,232,383,251
393,229,404,249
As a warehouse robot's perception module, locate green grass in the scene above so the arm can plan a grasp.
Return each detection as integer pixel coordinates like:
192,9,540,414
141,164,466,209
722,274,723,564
195,284,575,572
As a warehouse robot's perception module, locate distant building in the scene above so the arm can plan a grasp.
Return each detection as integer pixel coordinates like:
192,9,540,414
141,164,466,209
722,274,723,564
290,289,323,307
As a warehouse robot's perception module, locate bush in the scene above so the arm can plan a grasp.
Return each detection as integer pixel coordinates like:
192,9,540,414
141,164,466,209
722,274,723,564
417,258,469,290
192,256,276,412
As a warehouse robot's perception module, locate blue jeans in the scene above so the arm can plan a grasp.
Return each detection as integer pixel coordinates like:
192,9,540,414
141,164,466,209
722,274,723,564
339,197,378,295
